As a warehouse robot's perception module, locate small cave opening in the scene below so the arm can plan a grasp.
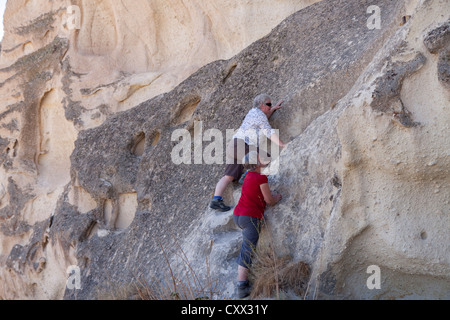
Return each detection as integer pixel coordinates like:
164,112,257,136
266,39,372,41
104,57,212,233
172,94,201,125
131,132,146,157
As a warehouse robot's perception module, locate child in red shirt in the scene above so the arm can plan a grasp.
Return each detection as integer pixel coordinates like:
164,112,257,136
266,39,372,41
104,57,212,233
233,151,282,298
233,171,268,219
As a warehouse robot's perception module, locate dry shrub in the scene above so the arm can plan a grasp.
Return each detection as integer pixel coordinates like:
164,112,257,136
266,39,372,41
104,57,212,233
279,261,311,296
249,225,310,299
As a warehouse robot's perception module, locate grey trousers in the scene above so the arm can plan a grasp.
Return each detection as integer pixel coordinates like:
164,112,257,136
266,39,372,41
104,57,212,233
233,215,262,268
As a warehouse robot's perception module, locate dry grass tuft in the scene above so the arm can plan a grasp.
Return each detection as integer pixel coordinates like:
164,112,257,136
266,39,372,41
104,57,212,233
249,224,310,299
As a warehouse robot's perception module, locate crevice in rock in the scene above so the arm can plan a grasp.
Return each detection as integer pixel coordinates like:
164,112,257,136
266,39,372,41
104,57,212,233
171,94,201,125
130,132,145,157
102,193,137,231
222,62,238,83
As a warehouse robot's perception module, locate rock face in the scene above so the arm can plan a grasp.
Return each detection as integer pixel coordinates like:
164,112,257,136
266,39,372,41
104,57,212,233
0,0,449,300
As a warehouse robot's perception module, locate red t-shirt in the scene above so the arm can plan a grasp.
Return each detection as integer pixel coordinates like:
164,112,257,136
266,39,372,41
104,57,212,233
233,171,268,219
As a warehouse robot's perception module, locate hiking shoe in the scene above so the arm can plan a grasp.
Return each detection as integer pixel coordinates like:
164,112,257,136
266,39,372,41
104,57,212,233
237,282,251,299
209,198,231,212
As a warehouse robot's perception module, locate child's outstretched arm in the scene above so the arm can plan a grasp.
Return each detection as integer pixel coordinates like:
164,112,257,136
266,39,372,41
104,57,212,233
260,183,282,206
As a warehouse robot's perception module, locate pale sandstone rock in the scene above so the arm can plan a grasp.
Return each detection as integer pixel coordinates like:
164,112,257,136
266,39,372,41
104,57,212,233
270,0,450,299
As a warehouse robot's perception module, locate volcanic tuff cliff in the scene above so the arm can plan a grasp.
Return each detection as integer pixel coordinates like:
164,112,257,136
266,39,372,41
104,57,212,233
0,0,449,299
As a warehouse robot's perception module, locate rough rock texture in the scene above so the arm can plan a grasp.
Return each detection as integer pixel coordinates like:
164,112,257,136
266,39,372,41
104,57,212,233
0,0,321,299
423,20,450,90
1,0,449,300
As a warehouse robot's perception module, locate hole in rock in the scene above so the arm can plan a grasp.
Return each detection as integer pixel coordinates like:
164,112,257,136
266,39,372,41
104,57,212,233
115,193,137,229
151,130,161,147
12,140,18,157
131,132,146,157
104,193,138,230
172,95,201,125
37,88,77,187
223,63,237,83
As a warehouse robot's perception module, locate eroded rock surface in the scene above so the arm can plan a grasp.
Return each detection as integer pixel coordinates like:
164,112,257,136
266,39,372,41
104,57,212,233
0,0,449,299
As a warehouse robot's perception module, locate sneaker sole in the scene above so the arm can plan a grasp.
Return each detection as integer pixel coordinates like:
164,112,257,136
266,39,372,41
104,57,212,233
209,204,231,212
